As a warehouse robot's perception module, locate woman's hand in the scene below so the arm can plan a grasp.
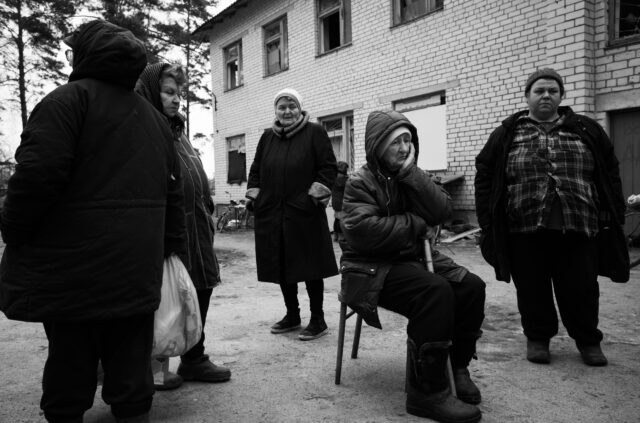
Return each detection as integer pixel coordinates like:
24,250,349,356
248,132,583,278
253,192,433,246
399,143,415,175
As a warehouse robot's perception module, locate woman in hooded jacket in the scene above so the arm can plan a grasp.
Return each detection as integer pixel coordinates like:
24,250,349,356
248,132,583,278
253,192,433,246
245,88,338,340
135,62,231,390
339,110,485,423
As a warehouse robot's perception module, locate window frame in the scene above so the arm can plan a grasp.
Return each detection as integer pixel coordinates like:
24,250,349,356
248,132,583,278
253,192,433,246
317,0,352,55
223,40,243,91
226,134,247,184
263,16,289,77
392,0,444,26
607,0,640,48
319,112,354,169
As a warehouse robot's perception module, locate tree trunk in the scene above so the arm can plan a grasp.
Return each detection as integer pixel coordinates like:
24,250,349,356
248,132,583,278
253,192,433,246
17,3,27,127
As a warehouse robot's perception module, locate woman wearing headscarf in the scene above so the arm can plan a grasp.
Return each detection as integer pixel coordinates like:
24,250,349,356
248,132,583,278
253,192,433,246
246,88,338,340
135,62,231,389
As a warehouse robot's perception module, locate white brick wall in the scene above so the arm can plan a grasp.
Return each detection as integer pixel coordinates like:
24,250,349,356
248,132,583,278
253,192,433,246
203,0,640,210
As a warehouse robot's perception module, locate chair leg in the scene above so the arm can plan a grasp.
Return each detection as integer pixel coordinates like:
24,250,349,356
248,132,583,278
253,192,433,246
446,356,457,397
351,314,363,359
335,303,348,384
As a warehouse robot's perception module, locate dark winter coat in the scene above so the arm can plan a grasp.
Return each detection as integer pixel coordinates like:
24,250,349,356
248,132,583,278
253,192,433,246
339,111,453,328
0,20,186,322
475,106,629,283
247,122,338,284
135,63,220,290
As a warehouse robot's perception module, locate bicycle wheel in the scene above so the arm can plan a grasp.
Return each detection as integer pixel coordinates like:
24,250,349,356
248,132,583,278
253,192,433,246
216,212,229,232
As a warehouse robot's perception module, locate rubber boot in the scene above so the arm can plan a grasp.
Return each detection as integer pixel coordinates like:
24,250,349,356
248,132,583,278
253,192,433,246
450,336,482,404
406,339,481,423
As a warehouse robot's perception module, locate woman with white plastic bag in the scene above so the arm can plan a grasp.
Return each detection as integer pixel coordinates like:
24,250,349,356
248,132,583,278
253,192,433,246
136,62,231,390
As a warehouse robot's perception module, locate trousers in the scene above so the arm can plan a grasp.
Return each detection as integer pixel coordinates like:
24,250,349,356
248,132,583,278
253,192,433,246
41,313,154,422
377,262,485,368
181,287,213,362
508,229,603,346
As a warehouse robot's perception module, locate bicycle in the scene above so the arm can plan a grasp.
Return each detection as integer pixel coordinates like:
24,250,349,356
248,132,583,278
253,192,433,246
216,199,251,232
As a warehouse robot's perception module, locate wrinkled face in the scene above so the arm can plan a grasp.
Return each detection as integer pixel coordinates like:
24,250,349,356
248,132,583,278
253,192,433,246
275,97,300,125
526,79,562,121
380,133,412,172
160,77,182,117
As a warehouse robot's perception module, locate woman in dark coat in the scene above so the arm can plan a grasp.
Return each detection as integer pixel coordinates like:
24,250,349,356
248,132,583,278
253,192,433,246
135,62,230,389
0,20,186,423
246,88,338,340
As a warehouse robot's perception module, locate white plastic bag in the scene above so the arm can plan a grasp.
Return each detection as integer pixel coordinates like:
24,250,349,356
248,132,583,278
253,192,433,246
152,255,202,357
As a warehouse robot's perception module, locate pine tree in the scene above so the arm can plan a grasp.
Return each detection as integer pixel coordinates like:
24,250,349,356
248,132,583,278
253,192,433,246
89,0,217,138
0,0,77,126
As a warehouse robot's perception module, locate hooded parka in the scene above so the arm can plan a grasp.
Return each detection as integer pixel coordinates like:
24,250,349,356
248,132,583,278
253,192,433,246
0,20,186,322
247,121,338,284
135,63,220,290
475,106,629,283
339,111,452,328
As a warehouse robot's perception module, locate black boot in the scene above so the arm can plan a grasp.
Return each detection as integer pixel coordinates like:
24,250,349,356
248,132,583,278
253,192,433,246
406,339,481,423
450,336,482,404
298,312,328,341
270,308,301,334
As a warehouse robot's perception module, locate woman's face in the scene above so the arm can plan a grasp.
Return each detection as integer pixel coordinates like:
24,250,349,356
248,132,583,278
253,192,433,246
160,77,182,117
275,97,301,125
380,133,412,172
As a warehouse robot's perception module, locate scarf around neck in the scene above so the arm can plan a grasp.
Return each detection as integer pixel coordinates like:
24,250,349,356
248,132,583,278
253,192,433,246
272,111,310,139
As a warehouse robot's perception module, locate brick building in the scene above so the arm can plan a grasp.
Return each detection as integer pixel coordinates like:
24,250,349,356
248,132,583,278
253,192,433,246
194,0,640,228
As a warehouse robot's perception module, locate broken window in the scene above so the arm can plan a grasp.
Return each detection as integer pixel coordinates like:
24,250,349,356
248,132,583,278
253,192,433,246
264,16,288,76
227,135,246,184
609,0,640,44
320,113,354,169
393,0,443,25
317,0,351,54
224,40,242,90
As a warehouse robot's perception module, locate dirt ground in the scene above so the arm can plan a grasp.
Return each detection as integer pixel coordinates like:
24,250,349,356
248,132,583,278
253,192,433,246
1,231,639,423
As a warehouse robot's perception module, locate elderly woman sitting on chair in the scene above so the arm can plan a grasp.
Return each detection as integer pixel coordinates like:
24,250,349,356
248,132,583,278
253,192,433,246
339,110,486,423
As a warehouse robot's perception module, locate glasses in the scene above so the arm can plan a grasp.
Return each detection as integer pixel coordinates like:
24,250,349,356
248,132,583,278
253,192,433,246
65,49,73,63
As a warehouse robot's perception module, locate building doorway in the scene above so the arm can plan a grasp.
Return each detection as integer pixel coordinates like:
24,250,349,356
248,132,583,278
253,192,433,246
610,108,640,240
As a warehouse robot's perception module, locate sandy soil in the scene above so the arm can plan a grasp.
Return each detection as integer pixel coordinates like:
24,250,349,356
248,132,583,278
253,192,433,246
1,231,639,423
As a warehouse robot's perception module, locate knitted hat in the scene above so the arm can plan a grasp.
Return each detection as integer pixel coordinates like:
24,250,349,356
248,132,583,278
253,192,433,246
274,88,303,110
525,68,564,95
376,125,412,158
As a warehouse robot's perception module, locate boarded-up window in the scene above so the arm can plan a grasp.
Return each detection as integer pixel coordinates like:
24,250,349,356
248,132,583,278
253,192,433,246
395,93,447,171
227,135,246,184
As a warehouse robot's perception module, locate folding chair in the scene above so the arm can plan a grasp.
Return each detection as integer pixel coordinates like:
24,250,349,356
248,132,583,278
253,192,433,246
334,237,456,396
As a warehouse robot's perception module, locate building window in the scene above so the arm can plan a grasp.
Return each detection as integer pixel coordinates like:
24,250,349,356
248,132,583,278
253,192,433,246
320,113,354,169
393,0,443,25
264,16,288,76
317,0,351,54
609,0,640,45
224,40,242,90
394,93,447,171
227,135,246,184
